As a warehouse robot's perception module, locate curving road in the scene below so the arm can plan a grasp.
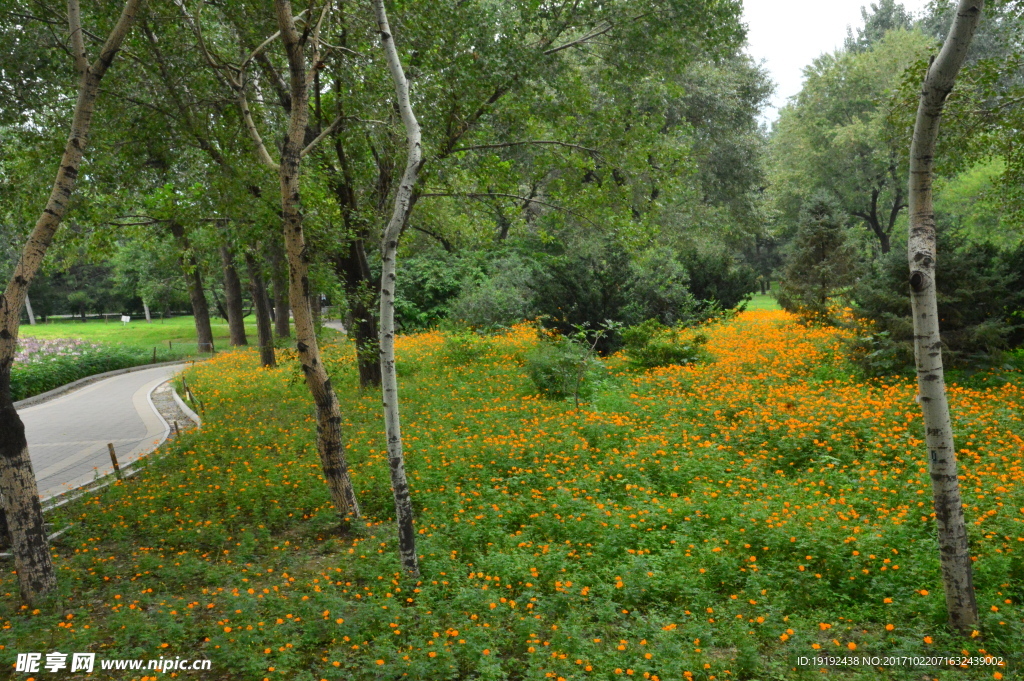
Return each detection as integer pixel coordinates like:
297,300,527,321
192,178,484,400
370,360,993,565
17,364,186,502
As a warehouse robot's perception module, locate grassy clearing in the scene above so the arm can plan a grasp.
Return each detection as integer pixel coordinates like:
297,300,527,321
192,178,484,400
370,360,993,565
1,312,1020,680
19,315,263,354
742,293,781,311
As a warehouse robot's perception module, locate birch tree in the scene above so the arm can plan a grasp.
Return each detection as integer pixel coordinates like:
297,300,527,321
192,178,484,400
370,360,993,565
907,0,984,634
371,0,422,577
0,0,143,604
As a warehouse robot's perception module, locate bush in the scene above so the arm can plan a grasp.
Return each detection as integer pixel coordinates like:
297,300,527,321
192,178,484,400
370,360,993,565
530,242,707,353
678,249,759,310
851,231,1024,374
449,254,535,329
525,335,607,403
622,249,706,327
442,329,488,364
11,338,164,400
395,250,484,329
620,319,710,370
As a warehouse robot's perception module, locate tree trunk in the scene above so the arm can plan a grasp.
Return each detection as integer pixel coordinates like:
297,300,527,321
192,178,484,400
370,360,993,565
245,251,276,368
220,245,248,346
311,290,322,334
0,378,54,603
908,0,984,635
269,240,290,339
0,0,142,605
168,222,215,354
273,0,359,519
373,0,422,577
23,295,35,326
143,301,151,323
334,242,382,388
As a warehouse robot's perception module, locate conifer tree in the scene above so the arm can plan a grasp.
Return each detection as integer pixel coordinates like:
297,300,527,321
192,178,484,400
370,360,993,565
777,193,860,322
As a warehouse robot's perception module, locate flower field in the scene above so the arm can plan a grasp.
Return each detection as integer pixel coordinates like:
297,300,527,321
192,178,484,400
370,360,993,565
10,338,168,401
2,311,1020,679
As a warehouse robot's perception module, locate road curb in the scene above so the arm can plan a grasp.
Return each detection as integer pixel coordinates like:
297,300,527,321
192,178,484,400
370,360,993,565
14,360,197,409
171,385,202,427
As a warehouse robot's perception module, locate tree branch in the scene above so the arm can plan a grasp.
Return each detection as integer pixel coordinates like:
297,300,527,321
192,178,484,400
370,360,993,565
420,192,598,227
543,21,614,55
301,115,385,157
450,140,600,155
411,224,453,252
237,88,280,170
66,0,88,77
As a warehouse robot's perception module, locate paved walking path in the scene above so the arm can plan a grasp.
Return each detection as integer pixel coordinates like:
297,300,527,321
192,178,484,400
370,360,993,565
17,364,186,501
323,320,346,333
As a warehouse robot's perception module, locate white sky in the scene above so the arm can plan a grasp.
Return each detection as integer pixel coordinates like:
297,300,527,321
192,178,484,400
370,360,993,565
742,0,934,122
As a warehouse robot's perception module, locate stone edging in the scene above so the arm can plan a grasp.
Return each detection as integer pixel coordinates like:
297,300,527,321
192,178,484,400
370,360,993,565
172,387,202,427
14,360,195,409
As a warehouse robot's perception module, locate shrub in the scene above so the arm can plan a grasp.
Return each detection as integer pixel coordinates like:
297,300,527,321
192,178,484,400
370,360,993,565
442,329,488,364
394,250,484,329
531,242,706,353
622,249,706,327
851,230,1024,374
449,254,535,329
621,319,710,370
678,248,759,310
525,335,607,403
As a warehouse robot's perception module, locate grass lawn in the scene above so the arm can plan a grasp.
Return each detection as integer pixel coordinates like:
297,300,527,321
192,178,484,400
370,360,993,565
743,293,781,311
2,311,1020,679
19,315,264,355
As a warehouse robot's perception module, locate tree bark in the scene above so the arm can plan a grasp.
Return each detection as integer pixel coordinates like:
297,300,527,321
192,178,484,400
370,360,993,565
908,0,984,635
327,103,382,389
334,242,381,388
168,222,215,353
143,301,151,323
244,251,276,368
269,240,290,338
273,0,359,519
372,0,422,577
220,245,248,346
0,0,142,605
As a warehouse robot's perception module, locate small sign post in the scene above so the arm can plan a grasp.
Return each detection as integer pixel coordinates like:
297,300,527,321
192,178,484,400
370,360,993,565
120,315,131,326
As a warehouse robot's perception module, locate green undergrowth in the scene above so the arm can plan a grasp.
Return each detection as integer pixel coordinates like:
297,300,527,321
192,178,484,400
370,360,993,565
11,343,187,401
0,317,1020,680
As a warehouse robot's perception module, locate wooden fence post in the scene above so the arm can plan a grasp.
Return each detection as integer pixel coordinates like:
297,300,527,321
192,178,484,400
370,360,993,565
107,443,123,481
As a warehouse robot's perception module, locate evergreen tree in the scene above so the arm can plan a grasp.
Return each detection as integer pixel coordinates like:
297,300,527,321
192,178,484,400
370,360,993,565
777,193,860,322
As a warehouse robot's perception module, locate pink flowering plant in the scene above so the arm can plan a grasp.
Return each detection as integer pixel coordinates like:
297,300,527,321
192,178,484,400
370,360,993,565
11,337,158,400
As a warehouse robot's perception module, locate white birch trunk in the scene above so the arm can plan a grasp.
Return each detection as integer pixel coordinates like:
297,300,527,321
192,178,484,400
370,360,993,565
23,295,35,326
908,0,984,634
0,0,142,605
372,0,422,577
143,301,151,323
